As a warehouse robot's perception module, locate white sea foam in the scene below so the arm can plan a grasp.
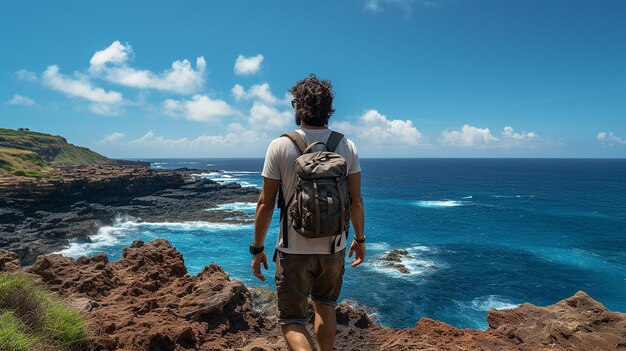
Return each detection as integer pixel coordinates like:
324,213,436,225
134,221,252,231
223,170,261,174
408,244,432,252
463,195,473,199
469,295,519,311
56,216,251,258
368,242,390,251
369,245,441,279
414,200,465,208
492,194,536,199
529,246,609,269
207,202,257,213
57,215,139,257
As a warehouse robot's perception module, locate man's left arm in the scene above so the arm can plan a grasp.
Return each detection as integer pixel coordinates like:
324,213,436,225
251,177,280,281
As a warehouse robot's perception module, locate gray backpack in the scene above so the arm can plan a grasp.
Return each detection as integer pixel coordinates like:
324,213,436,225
277,130,351,253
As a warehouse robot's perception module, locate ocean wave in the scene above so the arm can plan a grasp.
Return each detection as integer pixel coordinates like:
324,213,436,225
207,202,257,213
414,200,466,208
492,195,536,199
223,170,261,174
57,214,139,257
368,242,390,251
468,295,519,311
462,195,473,199
528,246,611,269
56,215,251,258
368,245,441,279
132,221,252,231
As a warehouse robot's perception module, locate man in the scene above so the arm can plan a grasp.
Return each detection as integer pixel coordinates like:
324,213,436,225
251,74,365,351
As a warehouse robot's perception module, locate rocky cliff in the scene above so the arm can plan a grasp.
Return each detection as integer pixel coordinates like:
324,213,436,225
0,166,259,264
1,240,624,351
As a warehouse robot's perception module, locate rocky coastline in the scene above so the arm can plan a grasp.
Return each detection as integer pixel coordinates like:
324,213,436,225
1,165,625,350
0,165,259,264
1,239,624,350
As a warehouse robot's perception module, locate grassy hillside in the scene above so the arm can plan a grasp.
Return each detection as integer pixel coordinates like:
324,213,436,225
0,128,128,178
0,274,87,350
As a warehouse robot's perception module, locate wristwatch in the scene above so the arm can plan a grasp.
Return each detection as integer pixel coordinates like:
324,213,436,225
249,244,264,255
354,236,365,243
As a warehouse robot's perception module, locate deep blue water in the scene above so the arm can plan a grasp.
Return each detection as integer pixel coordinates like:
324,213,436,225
59,158,626,329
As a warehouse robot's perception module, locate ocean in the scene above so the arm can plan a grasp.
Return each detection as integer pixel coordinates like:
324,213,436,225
58,158,626,330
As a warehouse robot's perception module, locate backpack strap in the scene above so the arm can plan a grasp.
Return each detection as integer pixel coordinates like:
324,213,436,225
277,186,289,249
281,131,307,155
277,131,307,250
325,131,344,152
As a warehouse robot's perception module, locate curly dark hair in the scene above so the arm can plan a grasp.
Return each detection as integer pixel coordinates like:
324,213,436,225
289,74,335,127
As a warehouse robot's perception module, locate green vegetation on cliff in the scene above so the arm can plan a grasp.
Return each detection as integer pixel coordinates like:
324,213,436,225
0,274,87,350
0,128,143,178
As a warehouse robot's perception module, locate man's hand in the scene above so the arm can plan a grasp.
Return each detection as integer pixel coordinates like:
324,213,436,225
348,241,366,267
251,251,269,281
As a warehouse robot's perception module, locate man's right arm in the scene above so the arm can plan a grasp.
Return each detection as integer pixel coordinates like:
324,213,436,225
251,177,280,281
347,171,365,267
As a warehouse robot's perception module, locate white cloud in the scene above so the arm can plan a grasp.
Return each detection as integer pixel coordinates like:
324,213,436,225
7,94,36,106
42,65,123,104
89,41,131,70
98,132,125,144
231,83,290,105
234,54,264,75
364,0,440,16
248,102,293,130
500,126,541,147
502,126,538,140
88,41,206,94
42,65,123,115
332,109,422,145
441,125,543,148
441,124,498,147
117,129,270,156
103,57,206,94
163,94,238,123
15,69,38,82
597,131,626,145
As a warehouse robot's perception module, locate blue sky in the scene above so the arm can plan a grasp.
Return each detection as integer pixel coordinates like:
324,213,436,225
1,0,625,158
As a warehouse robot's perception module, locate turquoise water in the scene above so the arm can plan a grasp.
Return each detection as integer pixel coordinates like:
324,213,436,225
58,158,626,329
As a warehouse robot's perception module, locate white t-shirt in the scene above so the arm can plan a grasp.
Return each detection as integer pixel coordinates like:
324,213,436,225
261,127,361,254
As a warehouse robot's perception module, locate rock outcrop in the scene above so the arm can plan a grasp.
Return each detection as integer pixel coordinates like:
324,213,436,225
1,240,623,350
0,166,259,264
375,249,412,274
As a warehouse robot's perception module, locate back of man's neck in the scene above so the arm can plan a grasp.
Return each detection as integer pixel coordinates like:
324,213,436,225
300,124,327,130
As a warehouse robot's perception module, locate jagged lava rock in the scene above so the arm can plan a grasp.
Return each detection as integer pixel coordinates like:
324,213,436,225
25,239,273,350
13,239,626,350
0,249,21,271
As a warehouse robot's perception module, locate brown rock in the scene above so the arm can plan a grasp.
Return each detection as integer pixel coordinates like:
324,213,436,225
6,239,622,351
0,249,20,271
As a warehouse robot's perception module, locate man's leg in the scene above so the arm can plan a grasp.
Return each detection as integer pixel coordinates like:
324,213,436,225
310,249,345,351
276,251,315,350
313,301,337,351
282,323,315,351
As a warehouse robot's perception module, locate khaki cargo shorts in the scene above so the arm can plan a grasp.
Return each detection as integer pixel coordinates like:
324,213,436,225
275,249,345,325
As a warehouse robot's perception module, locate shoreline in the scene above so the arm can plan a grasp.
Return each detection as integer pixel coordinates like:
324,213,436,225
1,239,624,350
0,165,259,264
